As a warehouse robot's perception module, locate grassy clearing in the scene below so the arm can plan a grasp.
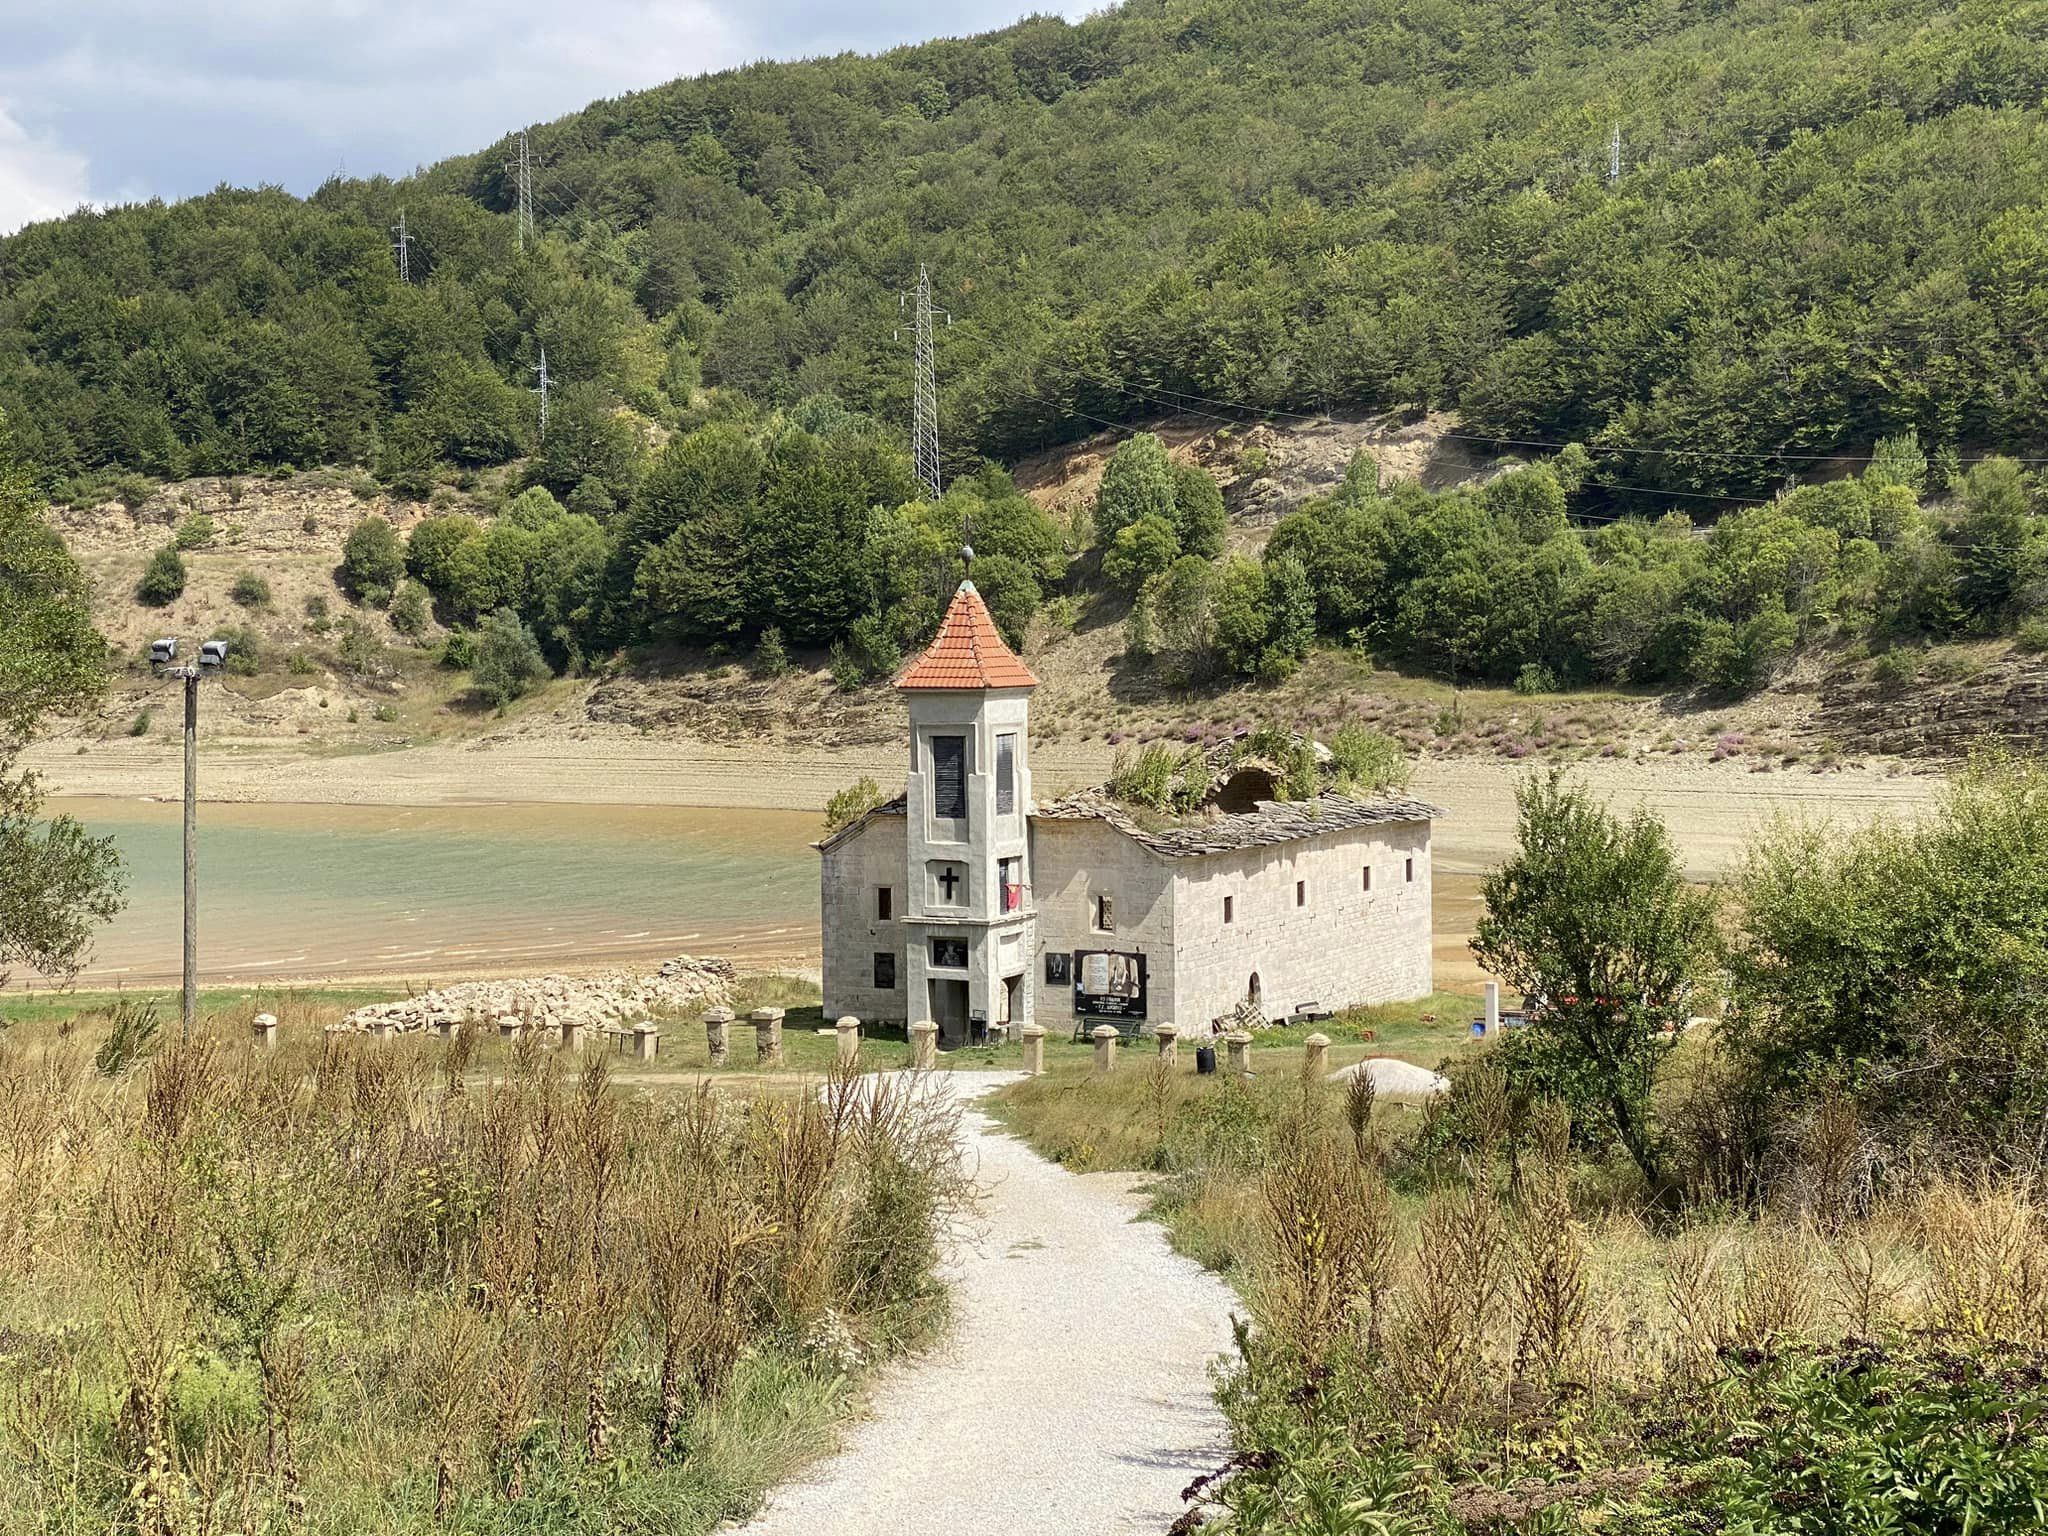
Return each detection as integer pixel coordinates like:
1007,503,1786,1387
0,999,970,1535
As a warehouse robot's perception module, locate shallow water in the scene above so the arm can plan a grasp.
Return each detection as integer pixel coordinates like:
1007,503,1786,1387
31,798,823,988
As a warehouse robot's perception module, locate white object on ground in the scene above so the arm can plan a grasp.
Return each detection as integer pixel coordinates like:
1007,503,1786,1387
733,1070,1234,1536
1326,1056,1451,1096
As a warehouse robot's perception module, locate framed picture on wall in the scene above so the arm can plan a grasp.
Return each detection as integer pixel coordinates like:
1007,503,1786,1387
1045,952,1072,986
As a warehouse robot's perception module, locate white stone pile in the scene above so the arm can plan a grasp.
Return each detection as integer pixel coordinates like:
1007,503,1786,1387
340,956,736,1035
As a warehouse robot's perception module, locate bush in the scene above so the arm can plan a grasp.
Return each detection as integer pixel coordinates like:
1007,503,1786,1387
334,617,388,681
1327,725,1411,794
439,629,477,670
172,512,216,550
213,624,261,676
340,515,405,601
2017,618,2048,654
285,650,317,676
756,625,791,677
405,513,480,591
136,544,187,606
1514,661,1558,695
127,707,151,737
1871,647,1921,689
824,775,884,830
228,569,271,608
1924,645,1985,683
472,607,549,706
387,580,431,639
1102,513,1180,594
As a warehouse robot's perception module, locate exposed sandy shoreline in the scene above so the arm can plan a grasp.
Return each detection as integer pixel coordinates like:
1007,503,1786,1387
26,728,1942,880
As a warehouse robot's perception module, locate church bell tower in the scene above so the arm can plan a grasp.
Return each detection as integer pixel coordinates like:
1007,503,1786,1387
895,558,1038,1047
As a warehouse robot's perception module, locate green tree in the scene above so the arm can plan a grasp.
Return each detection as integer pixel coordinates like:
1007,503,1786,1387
1,422,124,985
1471,771,1719,1193
1103,512,1180,594
969,554,1040,649
340,515,405,603
471,607,550,706
1170,461,1227,559
1093,433,1176,546
136,544,187,606
1951,457,2040,623
405,513,481,592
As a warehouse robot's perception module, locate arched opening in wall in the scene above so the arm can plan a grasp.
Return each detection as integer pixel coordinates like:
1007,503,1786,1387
1215,767,1278,813
1248,971,1262,1005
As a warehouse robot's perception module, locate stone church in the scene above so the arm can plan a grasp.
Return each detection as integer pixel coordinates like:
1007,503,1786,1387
818,575,1439,1045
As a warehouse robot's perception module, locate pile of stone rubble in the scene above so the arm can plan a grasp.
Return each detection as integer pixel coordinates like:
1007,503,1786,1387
340,955,736,1035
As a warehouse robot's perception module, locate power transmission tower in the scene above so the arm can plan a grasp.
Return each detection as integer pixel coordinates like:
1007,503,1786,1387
1608,123,1622,186
391,207,413,283
531,346,550,441
897,265,949,502
511,131,535,251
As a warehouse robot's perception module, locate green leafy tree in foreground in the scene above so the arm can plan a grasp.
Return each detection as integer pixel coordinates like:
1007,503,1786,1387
471,607,549,707
1094,433,1176,547
0,419,124,986
1471,770,1718,1193
340,514,405,603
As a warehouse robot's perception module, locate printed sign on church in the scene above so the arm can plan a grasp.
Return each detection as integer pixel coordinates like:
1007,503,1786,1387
1074,949,1147,1020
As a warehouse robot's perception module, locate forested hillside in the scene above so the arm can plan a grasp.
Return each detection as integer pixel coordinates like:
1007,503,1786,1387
7,0,2048,709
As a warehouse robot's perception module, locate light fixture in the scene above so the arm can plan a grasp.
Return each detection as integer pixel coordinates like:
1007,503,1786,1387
199,640,229,670
150,637,179,666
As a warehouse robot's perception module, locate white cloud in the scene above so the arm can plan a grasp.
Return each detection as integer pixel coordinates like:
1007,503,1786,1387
0,105,92,234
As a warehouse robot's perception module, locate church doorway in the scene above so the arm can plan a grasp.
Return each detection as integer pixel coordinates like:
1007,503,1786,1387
1001,973,1022,1035
929,978,969,1046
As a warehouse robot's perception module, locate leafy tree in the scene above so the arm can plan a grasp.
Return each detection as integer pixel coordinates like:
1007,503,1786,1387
136,544,187,606
405,513,480,592
1103,513,1180,593
0,422,124,985
340,515,405,603
1170,461,1227,559
1094,433,1176,546
1471,771,1719,1192
388,581,431,639
969,554,1040,649
1951,457,2040,623
1211,554,1273,680
471,607,549,706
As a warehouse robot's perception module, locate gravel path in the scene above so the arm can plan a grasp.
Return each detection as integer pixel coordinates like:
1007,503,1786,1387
733,1070,1237,1536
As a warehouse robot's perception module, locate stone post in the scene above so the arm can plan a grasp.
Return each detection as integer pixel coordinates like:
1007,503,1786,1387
909,1019,938,1071
434,1017,458,1042
1154,1022,1179,1066
1484,981,1501,1034
497,1015,522,1042
560,1019,585,1053
1225,1030,1253,1077
836,1015,861,1067
703,1006,732,1067
1020,1022,1046,1077
1303,1032,1331,1078
633,1021,660,1062
371,1020,396,1044
752,1006,785,1068
1092,1024,1120,1074
252,1013,278,1049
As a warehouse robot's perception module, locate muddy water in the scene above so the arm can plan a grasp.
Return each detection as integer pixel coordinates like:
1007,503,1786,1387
37,799,822,988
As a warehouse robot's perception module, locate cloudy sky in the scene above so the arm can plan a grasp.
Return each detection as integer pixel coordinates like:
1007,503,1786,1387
0,1,1087,235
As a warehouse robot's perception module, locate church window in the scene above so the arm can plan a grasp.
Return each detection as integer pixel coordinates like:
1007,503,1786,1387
877,886,892,920
1362,866,1372,892
996,733,1017,814
1296,880,1307,907
1093,893,1114,932
873,951,896,988
931,735,967,820
1223,895,1234,924
999,856,1023,912
1405,857,1415,883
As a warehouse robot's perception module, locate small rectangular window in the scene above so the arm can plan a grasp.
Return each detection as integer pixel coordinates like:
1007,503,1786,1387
996,732,1017,815
877,886,893,921
1295,880,1307,908
931,735,967,820
1405,857,1415,883
873,951,896,988
999,856,1023,913
1362,866,1372,892
1093,894,1114,932
1223,895,1234,924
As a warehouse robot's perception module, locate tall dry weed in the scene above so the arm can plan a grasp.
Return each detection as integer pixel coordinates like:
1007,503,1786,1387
1919,1175,2048,1340
1513,1100,1589,1384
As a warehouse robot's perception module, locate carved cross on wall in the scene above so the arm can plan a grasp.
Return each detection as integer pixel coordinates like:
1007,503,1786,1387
938,866,961,901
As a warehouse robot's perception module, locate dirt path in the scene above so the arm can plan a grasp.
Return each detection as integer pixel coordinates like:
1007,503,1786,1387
734,1072,1235,1536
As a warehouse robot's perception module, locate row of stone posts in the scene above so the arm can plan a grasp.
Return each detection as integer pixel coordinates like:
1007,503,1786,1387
1077,1025,1334,1079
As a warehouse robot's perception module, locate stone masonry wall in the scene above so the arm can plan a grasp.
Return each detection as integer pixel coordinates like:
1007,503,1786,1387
1031,816,1179,1040
1171,818,1433,1029
819,814,911,1025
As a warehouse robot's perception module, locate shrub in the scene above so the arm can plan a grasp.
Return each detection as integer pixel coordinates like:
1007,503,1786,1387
2016,618,2048,654
285,650,317,677
213,624,261,676
108,471,155,510
824,776,884,830
387,580,431,639
173,512,216,550
340,515,405,601
372,702,398,723
1514,662,1558,695
228,569,271,608
127,707,151,737
136,543,187,605
472,607,549,706
1924,645,1985,684
1871,648,1921,689
439,629,477,670
756,625,791,677
334,617,388,681
1327,725,1411,795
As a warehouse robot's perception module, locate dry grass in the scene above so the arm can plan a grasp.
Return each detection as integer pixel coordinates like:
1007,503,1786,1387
0,1011,969,1534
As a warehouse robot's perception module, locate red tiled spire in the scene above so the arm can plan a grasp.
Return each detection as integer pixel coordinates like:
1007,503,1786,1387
895,581,1039,691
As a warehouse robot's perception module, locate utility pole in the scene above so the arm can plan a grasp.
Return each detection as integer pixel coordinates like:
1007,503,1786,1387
151,637,227,1040
1608,123,1622,186
531,346,550,441
391,207,413,283
515,131,534,251
897,265,949,502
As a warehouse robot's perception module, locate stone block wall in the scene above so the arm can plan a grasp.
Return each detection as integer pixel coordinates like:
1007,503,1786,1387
819,813,910,1024
1032,817,1178,1038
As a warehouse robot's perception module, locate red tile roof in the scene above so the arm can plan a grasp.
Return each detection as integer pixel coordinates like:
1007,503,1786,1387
895,581,1040,691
